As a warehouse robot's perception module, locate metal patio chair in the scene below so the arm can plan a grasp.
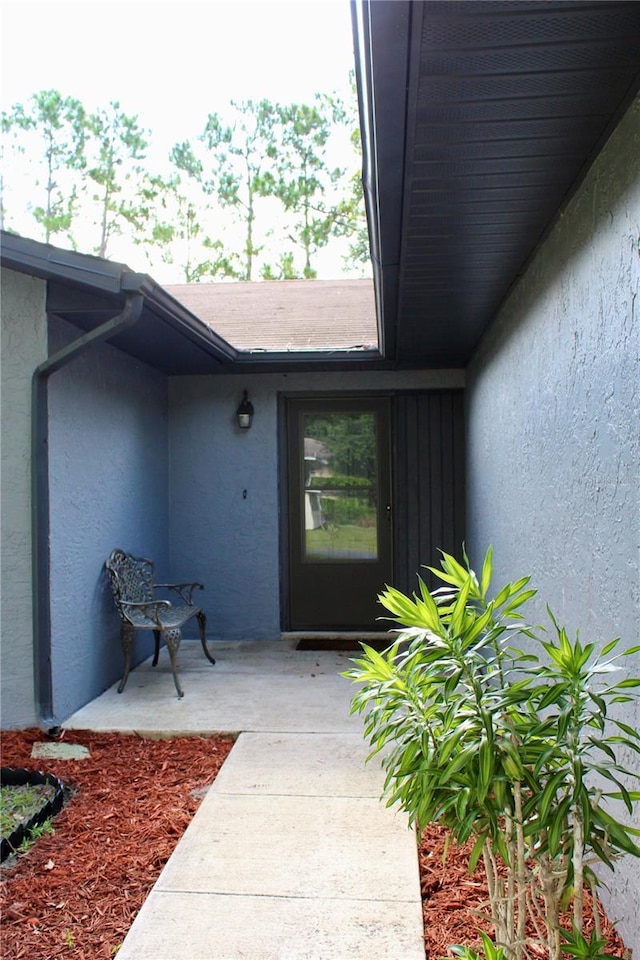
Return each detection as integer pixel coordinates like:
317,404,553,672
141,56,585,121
105,548,216,698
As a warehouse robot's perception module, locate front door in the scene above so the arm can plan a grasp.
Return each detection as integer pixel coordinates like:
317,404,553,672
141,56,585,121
285,396,392,630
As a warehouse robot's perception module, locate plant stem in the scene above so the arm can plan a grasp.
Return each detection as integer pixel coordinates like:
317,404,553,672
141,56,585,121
589,875,602,940
504,812,516,951
538,848,562,960
483,844,501,936
572,801,585,932
525,886,548,946
484,842,515,956
514,782,528,958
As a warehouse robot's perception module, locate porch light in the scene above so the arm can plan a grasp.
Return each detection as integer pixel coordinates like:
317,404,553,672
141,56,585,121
236,390,254,429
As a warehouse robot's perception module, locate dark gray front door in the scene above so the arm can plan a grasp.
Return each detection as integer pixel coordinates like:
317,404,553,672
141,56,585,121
286,396,392,630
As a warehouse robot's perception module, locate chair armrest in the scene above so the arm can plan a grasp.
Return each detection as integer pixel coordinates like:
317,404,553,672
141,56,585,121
155,582,203,605
119,599,171,629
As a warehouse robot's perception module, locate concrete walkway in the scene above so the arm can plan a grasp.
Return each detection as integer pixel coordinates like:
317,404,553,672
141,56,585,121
65,639,425,960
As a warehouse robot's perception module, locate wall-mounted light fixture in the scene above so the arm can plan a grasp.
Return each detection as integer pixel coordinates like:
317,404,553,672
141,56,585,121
236,389,254,429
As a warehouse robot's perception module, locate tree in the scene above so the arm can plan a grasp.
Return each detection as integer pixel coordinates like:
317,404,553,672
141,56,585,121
268,94,348,279
340,71,372,271
141,171,237,282
336,123,371,270
2,90,86,244
260,252,299,280
1,78,367,279
201,99,279,280
85,102,149,257
0,111,16,232
172,99,277,280
305,413,376,479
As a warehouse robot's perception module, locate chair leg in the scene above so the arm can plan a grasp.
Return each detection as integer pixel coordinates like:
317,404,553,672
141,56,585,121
163,627,184,698
118,623,135,693
197,610,216,665
152,630,161,666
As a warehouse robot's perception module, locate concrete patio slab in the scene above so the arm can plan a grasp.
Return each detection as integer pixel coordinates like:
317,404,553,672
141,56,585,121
210,731,386,797
65,640,365,735
63,639,425,959
154,791,418,900
116,891,426,960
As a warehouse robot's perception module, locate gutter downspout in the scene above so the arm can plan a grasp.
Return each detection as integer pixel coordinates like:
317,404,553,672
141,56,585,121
33,286,144,729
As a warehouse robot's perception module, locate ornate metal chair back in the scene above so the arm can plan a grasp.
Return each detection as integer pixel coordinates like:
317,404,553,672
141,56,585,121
106,549,155,612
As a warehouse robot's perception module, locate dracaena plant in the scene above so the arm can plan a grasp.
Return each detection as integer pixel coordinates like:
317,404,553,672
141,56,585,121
344,547,640,960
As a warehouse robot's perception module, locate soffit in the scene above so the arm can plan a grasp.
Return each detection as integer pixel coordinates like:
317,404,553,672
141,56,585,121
357,0,640,366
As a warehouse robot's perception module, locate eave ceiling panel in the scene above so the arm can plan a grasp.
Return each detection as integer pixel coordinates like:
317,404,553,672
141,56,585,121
367,0,640,366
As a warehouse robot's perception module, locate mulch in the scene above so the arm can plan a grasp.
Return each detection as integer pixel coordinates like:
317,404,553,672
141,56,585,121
0,728,631,959
418,823,629,958
0,728,234,959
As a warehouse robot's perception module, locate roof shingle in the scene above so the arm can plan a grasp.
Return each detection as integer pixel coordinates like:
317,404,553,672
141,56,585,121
164,279,378,352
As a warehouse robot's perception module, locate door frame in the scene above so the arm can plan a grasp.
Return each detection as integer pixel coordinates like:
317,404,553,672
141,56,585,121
278,391,394,631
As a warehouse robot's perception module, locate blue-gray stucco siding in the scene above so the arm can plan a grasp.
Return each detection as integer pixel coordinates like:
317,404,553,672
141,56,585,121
0,268,47,728
465,95,640,952
168,370,464,642
47,316,170,721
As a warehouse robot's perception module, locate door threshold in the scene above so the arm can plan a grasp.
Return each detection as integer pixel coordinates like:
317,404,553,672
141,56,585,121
282,631,396,652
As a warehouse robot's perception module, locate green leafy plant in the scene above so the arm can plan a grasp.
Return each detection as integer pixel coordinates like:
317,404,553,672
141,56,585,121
309,474,371,490
16,818,54,853
1,782,56,837
447,931,510,959
345,547,640,960
560,925,621,960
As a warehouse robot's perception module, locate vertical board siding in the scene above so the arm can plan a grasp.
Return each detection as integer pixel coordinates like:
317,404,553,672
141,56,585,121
393,390,465,594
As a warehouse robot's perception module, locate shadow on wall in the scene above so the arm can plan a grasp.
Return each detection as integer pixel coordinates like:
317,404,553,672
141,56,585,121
90,562,155,696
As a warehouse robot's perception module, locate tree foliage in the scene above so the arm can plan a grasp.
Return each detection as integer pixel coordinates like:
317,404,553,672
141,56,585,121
85,101,149,257
268,94,348,279
339,123,370,267
1,85,371,282
198,99,276,280
140,171,234,282
305,412,376,479
332,72,370,268
3,90,86,244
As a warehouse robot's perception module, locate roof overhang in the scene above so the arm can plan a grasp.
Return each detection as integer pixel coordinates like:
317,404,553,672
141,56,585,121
4,3,640,375
352,0,640,367
1,231,389,374
1,231,237,374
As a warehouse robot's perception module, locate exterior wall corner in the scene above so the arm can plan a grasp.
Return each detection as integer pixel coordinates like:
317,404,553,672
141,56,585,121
1,266,47,729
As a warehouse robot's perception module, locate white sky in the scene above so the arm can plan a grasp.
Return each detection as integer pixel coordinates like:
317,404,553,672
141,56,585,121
0,0,363,279
1,0,356,137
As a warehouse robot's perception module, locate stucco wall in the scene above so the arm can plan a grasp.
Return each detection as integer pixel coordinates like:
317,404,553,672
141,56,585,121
48,317,169,722
466,97,640,950
169,369,464,641
1,268,48,728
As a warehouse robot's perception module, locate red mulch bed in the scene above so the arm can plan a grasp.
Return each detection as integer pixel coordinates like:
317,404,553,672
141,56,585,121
0,728,631,959
418,823,629,958
0,728,234,959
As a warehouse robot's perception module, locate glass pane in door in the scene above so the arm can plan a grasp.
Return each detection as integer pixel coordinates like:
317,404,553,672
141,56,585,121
302,412,378,561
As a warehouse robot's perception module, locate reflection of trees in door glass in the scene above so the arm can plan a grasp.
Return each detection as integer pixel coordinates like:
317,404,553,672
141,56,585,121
304,413,376,478
303,413,378,561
